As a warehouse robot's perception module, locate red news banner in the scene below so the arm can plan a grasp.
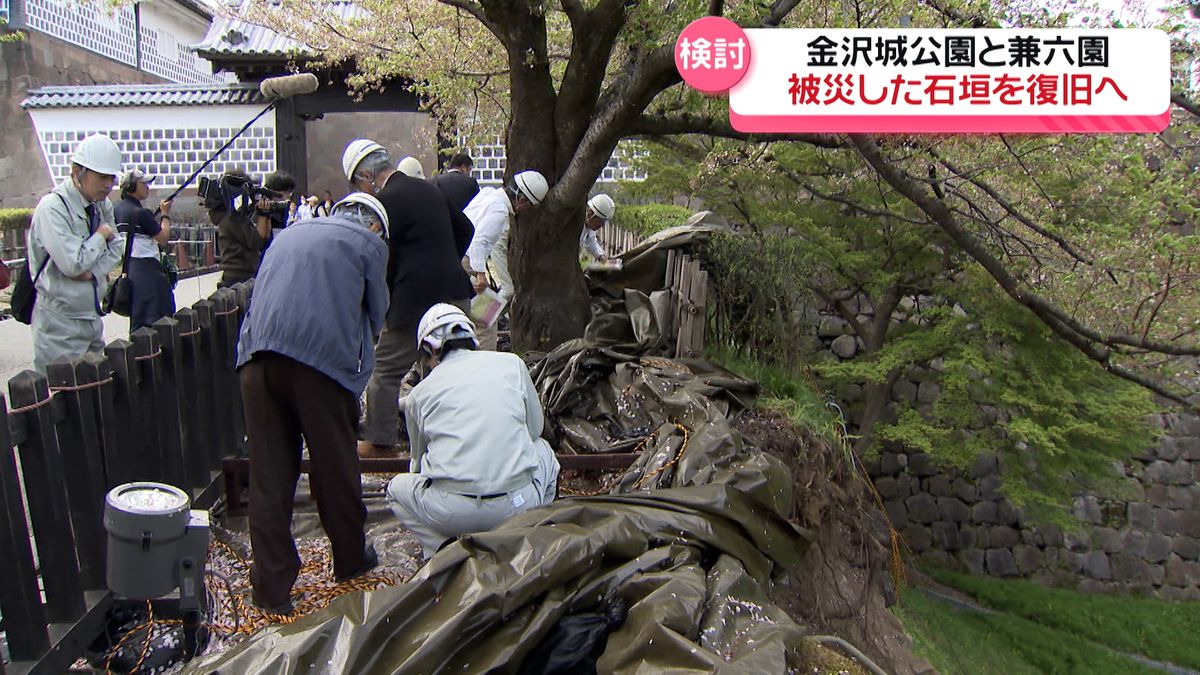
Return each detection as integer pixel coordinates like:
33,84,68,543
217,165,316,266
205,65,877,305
675,20,1172,133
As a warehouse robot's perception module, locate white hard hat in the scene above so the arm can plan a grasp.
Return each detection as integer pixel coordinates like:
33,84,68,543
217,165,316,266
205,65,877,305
513,170,549,205
342,138,385,182
398,156,424,179
72,134,122,176
417,303,477,352
587,193,615,221
333,192,390,238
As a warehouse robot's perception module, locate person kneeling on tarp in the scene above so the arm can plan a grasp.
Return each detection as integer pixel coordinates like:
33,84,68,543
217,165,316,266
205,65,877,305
386,303,560,558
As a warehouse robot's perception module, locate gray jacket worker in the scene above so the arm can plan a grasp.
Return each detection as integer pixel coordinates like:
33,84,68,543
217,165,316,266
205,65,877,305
386,303,560,559
26,134,124,373
236,192,391,613
114,169,174,332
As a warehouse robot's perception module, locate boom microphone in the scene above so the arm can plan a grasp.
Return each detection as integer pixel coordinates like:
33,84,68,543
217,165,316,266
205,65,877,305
259,73,319,99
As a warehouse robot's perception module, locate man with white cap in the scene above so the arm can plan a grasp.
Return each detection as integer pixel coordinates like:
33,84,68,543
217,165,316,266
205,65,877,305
114,168,174,331
236,192,391,614
386,303,560,559
342,138,475,458
25,134,125,372
462,169,550,350
580,193,615,262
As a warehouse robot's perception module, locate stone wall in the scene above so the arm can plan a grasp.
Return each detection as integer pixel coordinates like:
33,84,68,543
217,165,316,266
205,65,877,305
812,296,1200,600
0,30,163,208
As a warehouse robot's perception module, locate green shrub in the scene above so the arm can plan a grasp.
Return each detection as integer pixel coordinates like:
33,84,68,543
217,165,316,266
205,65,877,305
612,203,692,238
0,209,35,233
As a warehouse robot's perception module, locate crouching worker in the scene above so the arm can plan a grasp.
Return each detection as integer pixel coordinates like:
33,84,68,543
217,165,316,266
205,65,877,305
387,304,560,558
236,193,391,614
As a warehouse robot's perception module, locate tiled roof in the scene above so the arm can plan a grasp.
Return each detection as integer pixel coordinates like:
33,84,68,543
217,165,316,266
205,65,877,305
21,83,268,109
192,2,364,59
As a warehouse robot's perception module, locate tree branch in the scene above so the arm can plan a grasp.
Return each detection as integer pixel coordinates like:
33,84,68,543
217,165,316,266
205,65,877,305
435,0,500,38
1173,91,1200,120
849,134,1197,405
560,0,586,26
762,0,802,26
629,113,844,149
709,0,725,16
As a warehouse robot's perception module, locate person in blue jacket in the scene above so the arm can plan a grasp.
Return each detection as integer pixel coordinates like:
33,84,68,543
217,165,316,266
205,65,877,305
235,192,391,614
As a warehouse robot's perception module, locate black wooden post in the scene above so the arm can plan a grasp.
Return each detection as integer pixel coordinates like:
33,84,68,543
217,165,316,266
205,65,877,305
7,370,86,623
88,351,121,490
104,339,146,485
213,289,245,456
175,308,209,490
151,317,188,490
0,393,50,660
130,327,168,484
192,299,223,470
44,357,108,590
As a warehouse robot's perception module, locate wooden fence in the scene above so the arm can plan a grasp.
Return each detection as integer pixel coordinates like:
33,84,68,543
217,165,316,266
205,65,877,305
1,223,218,277
664,250,707,359
0,283,253,675
597,222,646,257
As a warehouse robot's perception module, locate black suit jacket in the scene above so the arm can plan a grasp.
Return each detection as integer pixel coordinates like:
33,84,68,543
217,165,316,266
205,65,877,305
428,170,481,213
376,172,475,328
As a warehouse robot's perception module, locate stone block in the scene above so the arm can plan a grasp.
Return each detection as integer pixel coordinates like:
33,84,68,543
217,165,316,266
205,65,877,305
986,549,1020,577
1094,527,1123,554
970,453,999,479
1073,496,1103,525
952,478,978,503
1165,556,1200,587
1083,551,1112,580
1109,553,1142,582
896,473,914,498
1155,437,1181,461
972,501,999,525
959,526,977,549
1146,534,1173,563
989,526,1020,549
1040,523,1064,547
875,476,898,499
917,380,941,404
1167,486,1192,510
909,453,937,477
1153,509,1179,536
818,315,849,337
1077,579,1112,594
1177,511,1200,539
1065,530,1091,553
1021,529,1038,546
1169,460,1193,485
906,494,941,524
891,379,917,404
1172,413,1200,436
933,522,961,550
1063,551,1086,574
831,334,858,359
880,453,905,476
996,500,1020,526
1013,545,1044,575
1159,586,1200,602
1143,461,1174,483
883,500,908,530
1146,484,1172,509
928,475,953,497
978,475,1004,501
1123,531,1149,558
1178,437,1200,461
1128,502,1154,530
960,549,985,575
1172,536,1200,562
903,524,933,552
938,497,970,523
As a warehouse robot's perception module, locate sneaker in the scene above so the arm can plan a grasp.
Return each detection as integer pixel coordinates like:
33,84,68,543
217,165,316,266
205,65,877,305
337,544,379,582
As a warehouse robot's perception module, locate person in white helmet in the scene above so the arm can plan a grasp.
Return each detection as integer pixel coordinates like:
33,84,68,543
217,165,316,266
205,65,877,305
397,156,425,179
386,303,560,559
341,138,476,458
462,169,549,349
25,133,125,373
236,192,391,614
580,193,615,261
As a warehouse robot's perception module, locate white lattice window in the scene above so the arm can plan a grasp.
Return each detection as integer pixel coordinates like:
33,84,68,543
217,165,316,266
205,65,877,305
140,26,221,84
25,0,137,66
459,136,647,185
1,0,11,23
41,125,276,188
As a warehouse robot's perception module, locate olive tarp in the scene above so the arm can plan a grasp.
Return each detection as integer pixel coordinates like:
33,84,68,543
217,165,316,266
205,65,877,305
186,223,835,674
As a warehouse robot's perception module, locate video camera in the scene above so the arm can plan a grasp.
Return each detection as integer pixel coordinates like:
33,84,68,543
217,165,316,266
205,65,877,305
197,175,291,225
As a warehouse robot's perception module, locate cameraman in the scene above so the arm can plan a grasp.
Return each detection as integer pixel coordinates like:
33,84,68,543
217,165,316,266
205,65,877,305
207,168,271,288
260,171,296,259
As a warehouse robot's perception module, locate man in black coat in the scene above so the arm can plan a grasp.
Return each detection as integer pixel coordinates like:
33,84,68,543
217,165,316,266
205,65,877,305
342,139,475,457
428,152,480,213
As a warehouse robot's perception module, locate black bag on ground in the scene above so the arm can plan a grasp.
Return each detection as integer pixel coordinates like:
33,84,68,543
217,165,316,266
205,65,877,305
103,223,137,317
10,255,50,325
518,595,627,674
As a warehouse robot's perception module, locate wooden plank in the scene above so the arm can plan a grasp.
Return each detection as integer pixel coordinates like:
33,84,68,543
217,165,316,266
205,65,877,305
43,358,107,590
87,352,121,490
213,289,245,456
688,269,708,358
192,299,222,471
675,256,694,359
151,317,189,490
102,339,145,486
174,309,209,490
131,328,168,483
0,393,50,660
663,250,678,340
6,590,113,675
7,371,85,623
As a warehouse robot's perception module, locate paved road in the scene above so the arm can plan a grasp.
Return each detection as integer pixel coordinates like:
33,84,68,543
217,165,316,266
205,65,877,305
0,271,222,385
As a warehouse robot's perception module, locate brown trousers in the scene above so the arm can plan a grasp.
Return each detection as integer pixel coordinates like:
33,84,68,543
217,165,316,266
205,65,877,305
240,351,368,607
